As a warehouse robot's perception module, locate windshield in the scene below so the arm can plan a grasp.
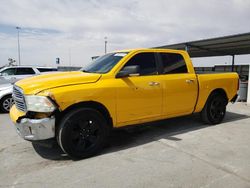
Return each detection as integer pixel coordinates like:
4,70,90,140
81,52,129,73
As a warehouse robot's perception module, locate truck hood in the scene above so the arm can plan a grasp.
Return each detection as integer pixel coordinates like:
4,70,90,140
15,71,101,95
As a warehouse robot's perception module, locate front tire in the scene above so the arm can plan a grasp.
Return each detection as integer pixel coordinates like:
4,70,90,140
201,92,227,125
0,95,14,113
58,108,109,159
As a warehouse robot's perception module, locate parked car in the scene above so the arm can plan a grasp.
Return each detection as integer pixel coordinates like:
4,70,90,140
0,66,58,83
9,49,239,159
0,83,13,112
0,66,58,112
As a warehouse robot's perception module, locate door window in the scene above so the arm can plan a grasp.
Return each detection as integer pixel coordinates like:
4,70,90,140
1,68,16,75
123,53,157,76
159,53,188,74
16,68,35,75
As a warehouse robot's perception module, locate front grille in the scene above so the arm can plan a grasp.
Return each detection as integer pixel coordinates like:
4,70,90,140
13,85,27,112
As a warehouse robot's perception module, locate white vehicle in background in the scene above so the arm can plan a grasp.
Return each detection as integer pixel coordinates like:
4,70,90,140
0,83,13,112
0,66,58,112
0,66,58,83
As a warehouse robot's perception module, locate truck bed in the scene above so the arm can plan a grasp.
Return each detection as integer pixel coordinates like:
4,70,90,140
194,72,239,113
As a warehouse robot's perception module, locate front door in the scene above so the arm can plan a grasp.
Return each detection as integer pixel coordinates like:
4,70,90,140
116,52,163,124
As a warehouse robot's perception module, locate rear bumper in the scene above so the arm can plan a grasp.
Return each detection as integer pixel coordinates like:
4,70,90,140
230,94,238,103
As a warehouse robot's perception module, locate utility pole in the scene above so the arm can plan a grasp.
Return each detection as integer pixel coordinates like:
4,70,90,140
69,48,71,66
104,36,107,54
16,26,21,65
231,55,235,72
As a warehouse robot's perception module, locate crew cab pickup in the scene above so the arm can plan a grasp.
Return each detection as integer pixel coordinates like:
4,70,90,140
9,49,239,159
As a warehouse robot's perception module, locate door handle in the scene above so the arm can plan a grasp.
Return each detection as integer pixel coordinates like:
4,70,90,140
148,81,160,86
148,82,155,86
186,79,195,83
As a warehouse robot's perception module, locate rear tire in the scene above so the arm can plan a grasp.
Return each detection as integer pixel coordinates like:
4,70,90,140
201,92,227,125
0,95,14,113
57,108,109,159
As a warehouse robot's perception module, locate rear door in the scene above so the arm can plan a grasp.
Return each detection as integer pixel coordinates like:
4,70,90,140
15,67,36,80
157,52,198,116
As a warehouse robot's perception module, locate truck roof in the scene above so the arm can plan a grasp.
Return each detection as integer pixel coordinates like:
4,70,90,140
115,48,187,53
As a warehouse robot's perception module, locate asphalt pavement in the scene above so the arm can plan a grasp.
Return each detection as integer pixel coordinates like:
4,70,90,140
0,103,250,188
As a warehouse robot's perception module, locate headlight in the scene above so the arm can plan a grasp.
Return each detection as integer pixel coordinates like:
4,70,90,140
25,95,56,112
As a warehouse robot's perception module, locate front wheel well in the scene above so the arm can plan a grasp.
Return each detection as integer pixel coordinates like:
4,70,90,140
55,101,113,129
0,94,12,100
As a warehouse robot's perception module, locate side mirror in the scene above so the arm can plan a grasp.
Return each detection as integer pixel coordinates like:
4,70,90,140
116,65,140,78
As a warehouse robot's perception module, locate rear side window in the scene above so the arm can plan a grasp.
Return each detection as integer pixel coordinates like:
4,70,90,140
159,53,188,74
123,53,157,76
16,68,35,75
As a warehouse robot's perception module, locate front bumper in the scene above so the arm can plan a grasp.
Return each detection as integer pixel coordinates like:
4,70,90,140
15,117,55,141
10,105,55,141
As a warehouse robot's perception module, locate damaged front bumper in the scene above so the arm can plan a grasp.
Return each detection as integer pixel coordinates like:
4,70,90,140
10,105,55,141
15,117,55,141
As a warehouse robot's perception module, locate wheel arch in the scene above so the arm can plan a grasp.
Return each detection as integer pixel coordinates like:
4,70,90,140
200,88,228,125
209,88,228,102
201,88,228,111
56,101,113,129
0,93,12,100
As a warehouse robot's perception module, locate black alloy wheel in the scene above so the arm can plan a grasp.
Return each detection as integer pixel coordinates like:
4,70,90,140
201,93,227,125
58,108,109,159
209,97,226,122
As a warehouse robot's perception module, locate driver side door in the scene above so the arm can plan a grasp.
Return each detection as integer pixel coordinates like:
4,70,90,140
115,52,163,125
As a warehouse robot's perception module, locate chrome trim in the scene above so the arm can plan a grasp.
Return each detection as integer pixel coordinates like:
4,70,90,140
12,85,26,112
14,117,55,141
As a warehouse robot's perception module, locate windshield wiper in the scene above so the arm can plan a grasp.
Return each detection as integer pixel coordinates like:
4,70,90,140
82,70,100,74
81,70,91,73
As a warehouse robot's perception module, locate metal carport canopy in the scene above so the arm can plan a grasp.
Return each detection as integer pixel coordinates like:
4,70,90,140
155,32,250,105
155,32,250,58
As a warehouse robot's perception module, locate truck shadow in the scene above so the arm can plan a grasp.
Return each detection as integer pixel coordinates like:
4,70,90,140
103,112,249,154
33,111,249,160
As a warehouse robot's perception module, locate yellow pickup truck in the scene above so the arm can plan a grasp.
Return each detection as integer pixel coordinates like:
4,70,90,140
9,49,239,158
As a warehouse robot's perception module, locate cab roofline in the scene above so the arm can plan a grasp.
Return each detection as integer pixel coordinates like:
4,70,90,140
113,48,187,53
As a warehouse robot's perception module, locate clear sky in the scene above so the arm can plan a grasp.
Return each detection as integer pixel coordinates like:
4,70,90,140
0,0,250,68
